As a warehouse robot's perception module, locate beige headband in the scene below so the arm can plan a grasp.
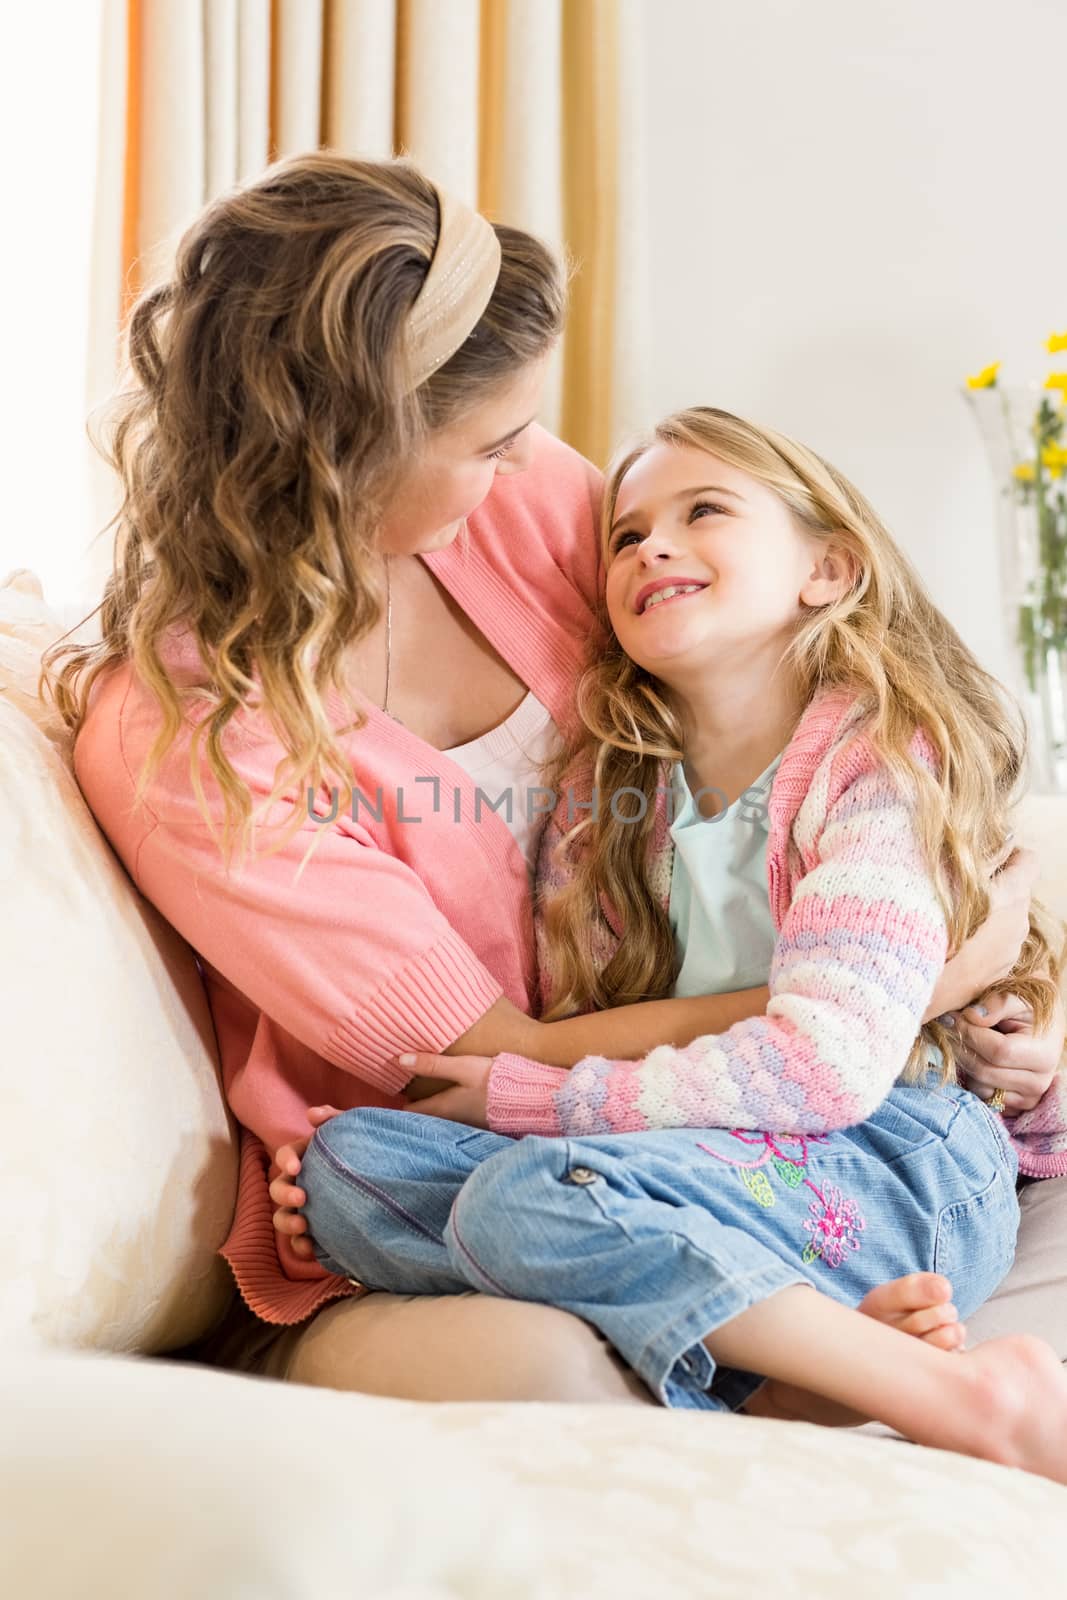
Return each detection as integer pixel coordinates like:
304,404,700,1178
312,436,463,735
402,187,502,392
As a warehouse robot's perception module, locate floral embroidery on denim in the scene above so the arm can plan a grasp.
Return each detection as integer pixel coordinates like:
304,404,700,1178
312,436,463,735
771,1155,806,1189
698,1129,816,1170
801,1182,866,1268
741,1168,776,1207
697,1130,867,1270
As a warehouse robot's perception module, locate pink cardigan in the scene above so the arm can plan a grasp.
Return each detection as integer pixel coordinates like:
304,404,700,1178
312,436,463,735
73,427,602,1324
486,691,1067,1181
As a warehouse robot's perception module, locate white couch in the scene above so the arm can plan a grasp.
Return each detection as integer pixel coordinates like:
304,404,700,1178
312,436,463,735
3,570,1066,1598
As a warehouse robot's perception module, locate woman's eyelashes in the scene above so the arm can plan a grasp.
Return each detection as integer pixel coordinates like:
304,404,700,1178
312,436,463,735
610,501,726,555
484,427,527,461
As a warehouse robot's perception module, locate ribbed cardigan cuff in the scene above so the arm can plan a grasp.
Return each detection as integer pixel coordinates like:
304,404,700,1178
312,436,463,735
1013,1139,1067,1180
221,1132,360,1326
487,1054,568,1136
327,925,505,1084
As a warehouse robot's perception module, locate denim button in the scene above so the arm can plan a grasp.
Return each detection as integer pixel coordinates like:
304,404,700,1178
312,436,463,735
347,1277,366,1290
567,1167,600,1185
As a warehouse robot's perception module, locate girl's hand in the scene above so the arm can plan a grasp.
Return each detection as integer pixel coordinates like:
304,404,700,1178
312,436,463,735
952,991,1066,1115
269,1104,343,1260
398,1052,493,1127
928,846,1039,1020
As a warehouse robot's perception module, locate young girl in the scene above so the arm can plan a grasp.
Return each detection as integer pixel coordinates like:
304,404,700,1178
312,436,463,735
291,407,1067,1479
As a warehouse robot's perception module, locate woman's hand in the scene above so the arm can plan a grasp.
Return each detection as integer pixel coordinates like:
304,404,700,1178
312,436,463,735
399,1052,493,1127
269,1105,342,1261
952,990,1066,1115
926,847,1039,1022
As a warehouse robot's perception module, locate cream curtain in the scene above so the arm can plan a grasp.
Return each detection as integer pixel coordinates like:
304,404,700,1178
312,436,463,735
88,0,647,582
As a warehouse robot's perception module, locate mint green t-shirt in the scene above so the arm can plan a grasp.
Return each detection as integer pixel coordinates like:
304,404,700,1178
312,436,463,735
668,753,783,998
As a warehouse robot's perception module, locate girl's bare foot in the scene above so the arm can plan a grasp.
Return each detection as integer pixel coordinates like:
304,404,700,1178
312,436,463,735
744,1273,963,1427
744,1285,1067,1484
911,1335,1067,1484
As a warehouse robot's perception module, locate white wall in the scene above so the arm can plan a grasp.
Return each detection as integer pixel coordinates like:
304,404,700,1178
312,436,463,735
0,1,102,611
636,0,1067,685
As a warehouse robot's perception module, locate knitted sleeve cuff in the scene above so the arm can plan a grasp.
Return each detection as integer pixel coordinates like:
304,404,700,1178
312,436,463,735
486,1054,568,1137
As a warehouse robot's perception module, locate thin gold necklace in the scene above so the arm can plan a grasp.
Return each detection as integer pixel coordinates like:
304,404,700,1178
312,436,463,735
383,557,404,724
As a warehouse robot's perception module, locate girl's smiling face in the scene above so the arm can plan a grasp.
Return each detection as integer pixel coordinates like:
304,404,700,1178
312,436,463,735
604,442,847,681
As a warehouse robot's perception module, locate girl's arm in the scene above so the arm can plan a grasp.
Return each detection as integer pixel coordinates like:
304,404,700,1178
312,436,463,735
477,758,951,1138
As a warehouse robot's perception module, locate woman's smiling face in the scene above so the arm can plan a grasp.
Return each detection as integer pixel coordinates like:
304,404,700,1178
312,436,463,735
604,442,832,680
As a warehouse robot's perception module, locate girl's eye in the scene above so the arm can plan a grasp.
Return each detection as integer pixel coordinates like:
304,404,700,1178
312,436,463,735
612,530,642,551
610,501,728,554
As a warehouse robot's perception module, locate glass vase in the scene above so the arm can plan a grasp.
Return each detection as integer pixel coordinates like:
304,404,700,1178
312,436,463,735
965,383,1067,792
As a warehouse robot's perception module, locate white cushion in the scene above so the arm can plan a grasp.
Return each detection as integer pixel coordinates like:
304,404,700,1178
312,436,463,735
0,571,237,1354
1018,792,1067,927
3,1349,1065,1598
0,568,72,748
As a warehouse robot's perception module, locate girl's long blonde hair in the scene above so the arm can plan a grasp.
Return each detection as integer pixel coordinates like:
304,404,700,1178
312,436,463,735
541,407,1063,1079
42,152,564,867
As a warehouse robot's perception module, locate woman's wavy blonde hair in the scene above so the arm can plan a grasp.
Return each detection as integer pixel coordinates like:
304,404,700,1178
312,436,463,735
540,407,1064,1080
42,151,564,868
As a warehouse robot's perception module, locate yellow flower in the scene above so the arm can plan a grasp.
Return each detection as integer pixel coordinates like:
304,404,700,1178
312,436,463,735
1014,462,1036,482
1045,372,1067,400
1041,444,1067,479
1047,332,1067,354
966,362,1000,389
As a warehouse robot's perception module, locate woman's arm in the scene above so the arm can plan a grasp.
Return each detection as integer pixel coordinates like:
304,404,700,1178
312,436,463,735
953,990,1064,1114
441,986,770,1067
118,789,517,1106
432,846,1038,1073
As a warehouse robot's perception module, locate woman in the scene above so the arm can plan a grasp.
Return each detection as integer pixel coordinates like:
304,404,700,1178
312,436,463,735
49,152,1051,1401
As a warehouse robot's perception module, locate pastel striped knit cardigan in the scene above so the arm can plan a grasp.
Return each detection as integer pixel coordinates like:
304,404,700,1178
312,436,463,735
486,688,1067,1180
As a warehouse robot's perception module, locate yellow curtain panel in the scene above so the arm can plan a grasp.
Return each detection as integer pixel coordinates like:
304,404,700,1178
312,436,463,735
110,0,646,468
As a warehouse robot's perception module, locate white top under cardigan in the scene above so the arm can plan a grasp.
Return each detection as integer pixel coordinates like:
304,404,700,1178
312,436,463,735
444,690,560,885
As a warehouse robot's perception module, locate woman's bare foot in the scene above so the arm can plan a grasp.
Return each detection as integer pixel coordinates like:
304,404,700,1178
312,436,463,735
744,1273,963,1427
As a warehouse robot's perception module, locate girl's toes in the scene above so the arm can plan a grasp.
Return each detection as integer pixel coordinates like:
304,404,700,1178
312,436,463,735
896,1302,960,1339
857,1281,903,1319
859,1273,952,1322
904,1272,953,1307
921,1321,967,1352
